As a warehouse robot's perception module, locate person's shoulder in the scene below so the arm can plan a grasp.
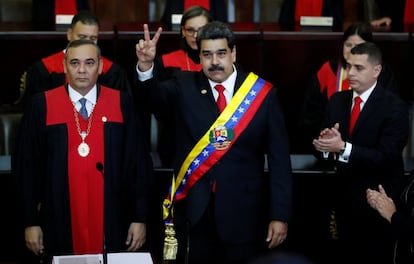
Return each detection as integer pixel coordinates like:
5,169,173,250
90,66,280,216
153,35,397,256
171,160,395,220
41,50,64,63
318,60,338,73
101,56,115,72
330,89,351,101
162,49,185,58
34,50,65,72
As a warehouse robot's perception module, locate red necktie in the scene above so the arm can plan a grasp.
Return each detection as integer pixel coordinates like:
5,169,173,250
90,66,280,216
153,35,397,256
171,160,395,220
212,85,226,192
349,96,362,135
214,84,227,113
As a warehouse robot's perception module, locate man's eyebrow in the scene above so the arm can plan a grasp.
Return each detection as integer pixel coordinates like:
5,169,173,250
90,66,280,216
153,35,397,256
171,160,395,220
201,48,228,53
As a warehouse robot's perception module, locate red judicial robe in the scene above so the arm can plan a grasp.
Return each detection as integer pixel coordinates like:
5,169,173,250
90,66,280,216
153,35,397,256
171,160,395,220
15,85,151,259
24,50,131,105
162,50,202,72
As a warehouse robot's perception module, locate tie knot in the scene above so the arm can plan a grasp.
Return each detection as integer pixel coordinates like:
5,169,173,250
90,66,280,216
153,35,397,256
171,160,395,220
79,97,87,106
78,98,88,119
215,84,225,93
354,96,362,104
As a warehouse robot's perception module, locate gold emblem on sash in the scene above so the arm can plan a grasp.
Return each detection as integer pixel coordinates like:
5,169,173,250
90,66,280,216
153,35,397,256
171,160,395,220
209,125,234,150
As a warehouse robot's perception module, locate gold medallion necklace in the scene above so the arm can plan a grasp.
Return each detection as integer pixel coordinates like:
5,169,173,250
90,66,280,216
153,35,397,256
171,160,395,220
73,101,95,157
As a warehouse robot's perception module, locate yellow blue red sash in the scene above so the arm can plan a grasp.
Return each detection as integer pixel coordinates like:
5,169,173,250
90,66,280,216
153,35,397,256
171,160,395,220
163,72,273,220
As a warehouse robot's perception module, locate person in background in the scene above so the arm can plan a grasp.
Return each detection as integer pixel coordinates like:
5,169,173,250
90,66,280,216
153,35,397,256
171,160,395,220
161,0,227,30
367,180,414,263
135,21,292,263
31,0,90,31
14,39,152,264
157,5,212,80
313,42,409,264
367,0,412,32
22,10,131,106
298,22,398,153
279,0,344,31
151,5,213,168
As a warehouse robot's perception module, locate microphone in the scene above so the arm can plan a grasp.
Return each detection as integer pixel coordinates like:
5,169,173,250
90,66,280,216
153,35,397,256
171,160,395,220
96,162,107,264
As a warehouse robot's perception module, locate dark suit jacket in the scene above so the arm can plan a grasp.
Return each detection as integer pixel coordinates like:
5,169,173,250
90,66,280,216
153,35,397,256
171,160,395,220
323,85,408,203
141,68,292,244
321,83,409,262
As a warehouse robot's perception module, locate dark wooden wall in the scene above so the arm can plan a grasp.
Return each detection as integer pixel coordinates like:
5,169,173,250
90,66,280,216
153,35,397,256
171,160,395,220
89,0,149,28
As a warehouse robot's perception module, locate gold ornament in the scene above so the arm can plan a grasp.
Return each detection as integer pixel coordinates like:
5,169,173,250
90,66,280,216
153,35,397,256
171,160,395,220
163,222,178,260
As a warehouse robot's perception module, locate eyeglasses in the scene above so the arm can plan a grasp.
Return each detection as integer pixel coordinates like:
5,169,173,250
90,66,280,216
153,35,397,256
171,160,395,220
184,27,199,36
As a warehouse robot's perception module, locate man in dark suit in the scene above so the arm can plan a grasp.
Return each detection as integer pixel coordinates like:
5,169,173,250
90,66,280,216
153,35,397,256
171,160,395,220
313,42,409,264
135,21,292,264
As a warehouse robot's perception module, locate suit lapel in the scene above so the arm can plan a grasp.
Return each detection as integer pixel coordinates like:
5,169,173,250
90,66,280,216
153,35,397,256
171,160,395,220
351,85,382,136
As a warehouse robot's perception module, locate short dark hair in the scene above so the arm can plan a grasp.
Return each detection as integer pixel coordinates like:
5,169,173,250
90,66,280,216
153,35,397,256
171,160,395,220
65,39,101,59
351,42,382,65
70,10,100,29
196,21,235,50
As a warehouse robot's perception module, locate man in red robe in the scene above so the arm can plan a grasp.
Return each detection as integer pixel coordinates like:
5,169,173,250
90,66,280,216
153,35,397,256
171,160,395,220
14,39,152,263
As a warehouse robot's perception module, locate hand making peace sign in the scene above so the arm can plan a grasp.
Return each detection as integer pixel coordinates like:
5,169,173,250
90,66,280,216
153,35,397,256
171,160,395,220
135,23,163,72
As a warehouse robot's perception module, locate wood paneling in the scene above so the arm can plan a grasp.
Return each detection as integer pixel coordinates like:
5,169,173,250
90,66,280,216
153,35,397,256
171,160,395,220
90,0,149,29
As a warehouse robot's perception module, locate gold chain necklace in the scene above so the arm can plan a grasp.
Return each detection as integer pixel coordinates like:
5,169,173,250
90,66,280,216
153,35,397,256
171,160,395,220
72,101,95,157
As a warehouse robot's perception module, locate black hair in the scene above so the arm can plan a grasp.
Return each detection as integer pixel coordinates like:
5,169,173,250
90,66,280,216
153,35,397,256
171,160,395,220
350,42,382,65
70,10,100,29
196,21,235,50
342,22,373,43
65,39,101,58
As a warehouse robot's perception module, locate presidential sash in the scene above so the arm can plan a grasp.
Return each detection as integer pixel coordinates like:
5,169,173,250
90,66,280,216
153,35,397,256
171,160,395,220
162,72,273,221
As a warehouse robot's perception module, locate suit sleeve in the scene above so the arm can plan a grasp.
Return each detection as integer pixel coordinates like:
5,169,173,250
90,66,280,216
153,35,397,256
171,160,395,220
266,88,293,222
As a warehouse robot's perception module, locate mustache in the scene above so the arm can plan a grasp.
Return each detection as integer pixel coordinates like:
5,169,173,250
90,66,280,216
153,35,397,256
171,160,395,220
208,65,224,71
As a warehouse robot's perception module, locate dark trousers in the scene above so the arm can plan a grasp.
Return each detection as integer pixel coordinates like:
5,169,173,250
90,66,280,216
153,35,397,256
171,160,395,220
176,196,263,264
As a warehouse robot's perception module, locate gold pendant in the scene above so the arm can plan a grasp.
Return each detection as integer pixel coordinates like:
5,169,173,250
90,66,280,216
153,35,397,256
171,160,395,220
78,142,90,157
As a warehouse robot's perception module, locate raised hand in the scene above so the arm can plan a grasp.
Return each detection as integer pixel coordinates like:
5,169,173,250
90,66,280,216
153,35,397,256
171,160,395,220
135,23,162,72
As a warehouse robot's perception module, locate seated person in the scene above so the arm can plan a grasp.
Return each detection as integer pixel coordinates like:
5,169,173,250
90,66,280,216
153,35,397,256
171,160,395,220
161,0,227,30
22,11,131,106
367,0,412,32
